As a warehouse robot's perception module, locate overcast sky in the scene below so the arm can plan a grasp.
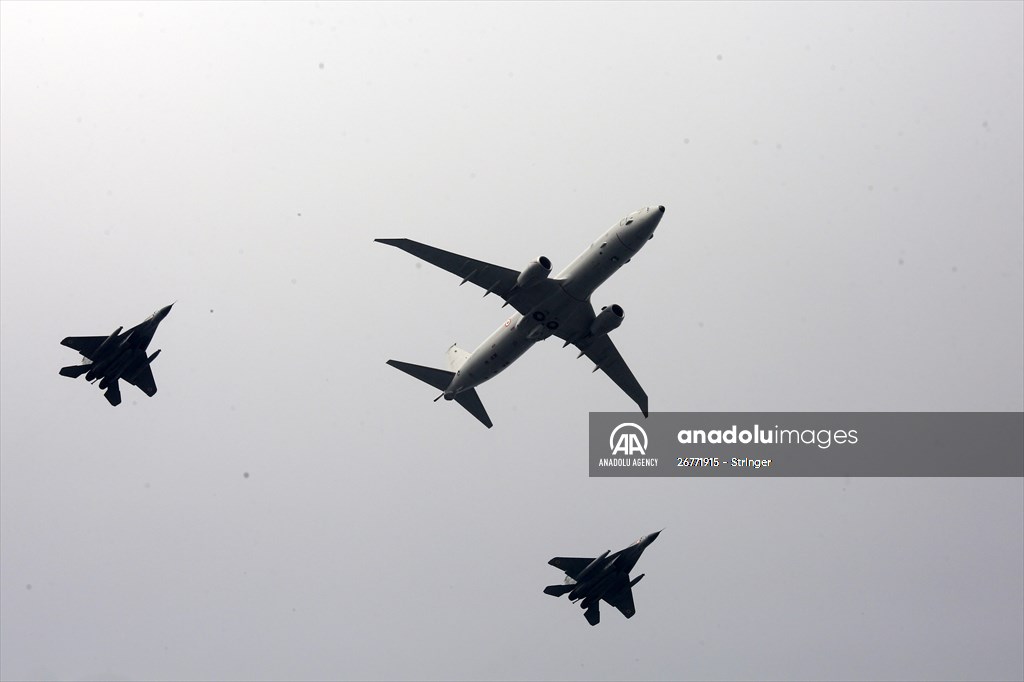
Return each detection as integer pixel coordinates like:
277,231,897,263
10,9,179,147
1,2,1022,681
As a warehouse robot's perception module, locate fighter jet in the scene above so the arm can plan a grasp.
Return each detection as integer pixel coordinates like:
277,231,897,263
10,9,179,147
59,303,173,406
544,530,661,626
376,205,665,427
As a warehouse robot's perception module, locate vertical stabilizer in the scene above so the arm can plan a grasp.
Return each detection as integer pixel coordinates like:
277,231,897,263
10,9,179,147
104,380,122,406
446,344,471,372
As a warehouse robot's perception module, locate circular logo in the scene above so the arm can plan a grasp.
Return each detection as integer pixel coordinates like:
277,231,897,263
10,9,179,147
609,422,648,455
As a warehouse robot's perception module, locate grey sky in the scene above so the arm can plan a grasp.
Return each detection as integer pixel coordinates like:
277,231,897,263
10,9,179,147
1,2,1022,680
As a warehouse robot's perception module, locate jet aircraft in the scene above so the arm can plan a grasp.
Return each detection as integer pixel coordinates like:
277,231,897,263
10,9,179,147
59,304,173,406
376,205,665,427
544,530,661,626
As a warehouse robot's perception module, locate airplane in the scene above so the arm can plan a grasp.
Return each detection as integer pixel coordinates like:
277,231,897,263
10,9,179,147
544,530,661,626
376,205,665,427
58,303,173,406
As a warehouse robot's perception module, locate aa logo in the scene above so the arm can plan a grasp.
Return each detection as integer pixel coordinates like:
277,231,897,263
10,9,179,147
609,422,648,456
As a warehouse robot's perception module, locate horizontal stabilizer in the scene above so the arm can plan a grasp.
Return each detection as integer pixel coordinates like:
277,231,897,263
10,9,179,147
453,388,493,428
59,364,92,378
386,359,492,427
543,584,574,597
386,359,454,391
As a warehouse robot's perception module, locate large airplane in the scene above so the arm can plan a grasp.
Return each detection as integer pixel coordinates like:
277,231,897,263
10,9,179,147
59,304,173,406
544,530,661,626
376,205,665,427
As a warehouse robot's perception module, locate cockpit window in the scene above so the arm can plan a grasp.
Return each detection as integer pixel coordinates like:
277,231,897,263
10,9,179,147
625,219,633,225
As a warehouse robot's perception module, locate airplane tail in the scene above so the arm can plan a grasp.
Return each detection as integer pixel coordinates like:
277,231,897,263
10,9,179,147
386,359,493,428
59,364,92,378
452,388,492,429
104,380,122,406
543,584,575,597
386,359,454,391
446,344,471,372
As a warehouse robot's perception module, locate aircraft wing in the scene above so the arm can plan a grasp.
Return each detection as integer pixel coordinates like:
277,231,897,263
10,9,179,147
124,364,158,397
375,238,549,315
603,584,637,619
548,557,595,580
573,329,649,417
60,336,107,360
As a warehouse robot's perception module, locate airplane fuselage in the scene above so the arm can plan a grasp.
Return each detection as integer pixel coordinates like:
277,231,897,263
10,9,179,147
85,315,163,383
445,206,663,399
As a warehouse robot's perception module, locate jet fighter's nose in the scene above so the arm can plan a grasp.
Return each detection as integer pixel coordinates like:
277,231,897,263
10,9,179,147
156,303,174,319
645,530,662,544
658,205,665,213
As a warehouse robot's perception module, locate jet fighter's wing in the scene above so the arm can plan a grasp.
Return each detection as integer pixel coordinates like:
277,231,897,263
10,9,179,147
548,557,595,580
375,238,549,315
60,336,107,359
574,331,649,417
124,364,158,397
603,584,637,619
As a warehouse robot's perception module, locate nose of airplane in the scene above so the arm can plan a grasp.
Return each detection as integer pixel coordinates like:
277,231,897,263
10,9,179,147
157,303,174,319
617,206,663,251
646,530,662,544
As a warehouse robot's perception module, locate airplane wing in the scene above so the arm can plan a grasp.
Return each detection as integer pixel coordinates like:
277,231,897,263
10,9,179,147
548,557,595,580
603,584,637,619
60,336,107,359
573,330,649,417
124,364,158,397
375,238,550,315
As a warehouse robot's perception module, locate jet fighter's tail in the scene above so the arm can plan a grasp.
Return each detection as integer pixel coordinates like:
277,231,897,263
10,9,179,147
543,584,575,597
386,359,493,428
59,364,92,378
104,381,122,406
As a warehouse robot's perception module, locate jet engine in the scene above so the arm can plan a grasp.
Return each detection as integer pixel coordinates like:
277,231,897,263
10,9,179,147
94,326,122,357
589,304,624,337
516,256,551,288
85,326,123,381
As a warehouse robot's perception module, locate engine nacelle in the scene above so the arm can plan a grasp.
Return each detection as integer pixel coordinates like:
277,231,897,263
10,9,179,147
516,256,551,288
576,549,611,582
85,326,124,381
94,326,123,358
569,550,613,599
589,304,624,337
